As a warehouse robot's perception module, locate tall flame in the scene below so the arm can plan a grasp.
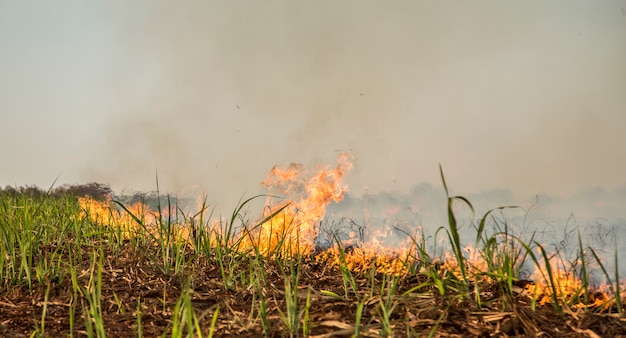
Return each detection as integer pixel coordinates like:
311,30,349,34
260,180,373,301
242,153,352,256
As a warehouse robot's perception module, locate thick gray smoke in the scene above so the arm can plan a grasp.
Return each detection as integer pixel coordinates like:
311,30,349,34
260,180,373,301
2,2,624,231
73,1,626,214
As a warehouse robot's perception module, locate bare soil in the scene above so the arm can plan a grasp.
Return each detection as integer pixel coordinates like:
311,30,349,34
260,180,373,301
1,240,625,337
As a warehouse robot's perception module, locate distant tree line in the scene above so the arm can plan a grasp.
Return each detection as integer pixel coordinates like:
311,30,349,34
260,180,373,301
0,183,187,211
0,182,113,201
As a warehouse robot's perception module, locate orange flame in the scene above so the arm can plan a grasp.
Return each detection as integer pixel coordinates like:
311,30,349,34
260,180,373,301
523,252,613,309
241,153,353,256
77,196,196,245
77,196,150,235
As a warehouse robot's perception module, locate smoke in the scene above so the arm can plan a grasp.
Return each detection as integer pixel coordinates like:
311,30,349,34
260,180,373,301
326,182,626,281
74,1,626,216
1,0,624,279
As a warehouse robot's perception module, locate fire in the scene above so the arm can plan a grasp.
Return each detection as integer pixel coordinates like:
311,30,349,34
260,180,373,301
525,253,578,306
240,153,420,274
77,196,193,245
316,244,412,275
76,154,354,258
74,154,422,276
523,252,618,310
436,245,491,281
240,153,353,256
77,196,148,238
72,156,626,314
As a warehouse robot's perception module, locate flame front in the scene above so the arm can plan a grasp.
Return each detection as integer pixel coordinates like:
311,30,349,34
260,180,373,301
72,155,625,312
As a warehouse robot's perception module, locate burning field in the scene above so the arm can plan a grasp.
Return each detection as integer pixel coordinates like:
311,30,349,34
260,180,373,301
1,155,625,337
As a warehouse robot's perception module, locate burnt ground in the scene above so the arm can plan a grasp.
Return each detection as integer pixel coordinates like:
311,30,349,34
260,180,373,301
1,240,625,337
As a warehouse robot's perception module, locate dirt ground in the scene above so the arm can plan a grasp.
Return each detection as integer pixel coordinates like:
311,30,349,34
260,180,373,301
1,240,625,337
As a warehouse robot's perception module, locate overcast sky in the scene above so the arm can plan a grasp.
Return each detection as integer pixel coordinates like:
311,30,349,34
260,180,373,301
1,1,625,212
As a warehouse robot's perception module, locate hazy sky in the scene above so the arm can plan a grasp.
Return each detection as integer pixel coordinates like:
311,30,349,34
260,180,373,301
2,1,625,211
